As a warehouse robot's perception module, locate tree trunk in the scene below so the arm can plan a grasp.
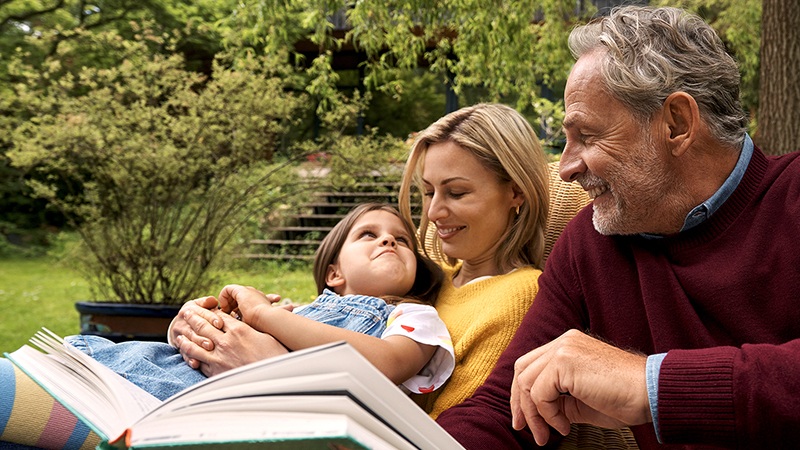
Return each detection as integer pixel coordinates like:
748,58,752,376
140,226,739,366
757,0,800,155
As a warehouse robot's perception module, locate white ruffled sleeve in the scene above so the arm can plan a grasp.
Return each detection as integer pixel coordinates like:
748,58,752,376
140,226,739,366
380,303,455,394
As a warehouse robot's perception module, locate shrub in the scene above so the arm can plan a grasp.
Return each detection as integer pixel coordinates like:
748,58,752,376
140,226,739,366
7,27,313,304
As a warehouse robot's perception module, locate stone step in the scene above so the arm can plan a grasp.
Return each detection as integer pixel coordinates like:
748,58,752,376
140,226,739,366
247,185,421,261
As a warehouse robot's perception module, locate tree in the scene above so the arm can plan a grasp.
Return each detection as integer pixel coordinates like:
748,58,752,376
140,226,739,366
757,0,800,155
223,0,594,117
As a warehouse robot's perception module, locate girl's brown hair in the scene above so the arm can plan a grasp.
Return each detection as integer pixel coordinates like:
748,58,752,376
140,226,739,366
312,203,444,305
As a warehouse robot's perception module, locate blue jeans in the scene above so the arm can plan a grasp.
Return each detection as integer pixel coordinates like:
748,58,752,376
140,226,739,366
65,335,206,401
67,290,394,400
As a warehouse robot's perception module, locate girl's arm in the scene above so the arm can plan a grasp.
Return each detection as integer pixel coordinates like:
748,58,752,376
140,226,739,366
218,285,436,385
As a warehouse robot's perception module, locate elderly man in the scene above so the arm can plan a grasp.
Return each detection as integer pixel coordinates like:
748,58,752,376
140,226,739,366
436,6,800,450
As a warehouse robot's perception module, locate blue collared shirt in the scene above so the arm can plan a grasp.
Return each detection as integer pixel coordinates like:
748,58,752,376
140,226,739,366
645,133,753,442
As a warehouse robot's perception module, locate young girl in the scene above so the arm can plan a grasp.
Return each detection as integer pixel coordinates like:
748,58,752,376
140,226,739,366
203,202,455,392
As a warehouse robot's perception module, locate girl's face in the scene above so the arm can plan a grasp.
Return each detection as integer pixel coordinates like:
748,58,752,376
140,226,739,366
422,141,518,270
327,210,418,297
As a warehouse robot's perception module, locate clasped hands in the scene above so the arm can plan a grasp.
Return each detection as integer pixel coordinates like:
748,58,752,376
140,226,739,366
169,285,292,377
510,329,652,445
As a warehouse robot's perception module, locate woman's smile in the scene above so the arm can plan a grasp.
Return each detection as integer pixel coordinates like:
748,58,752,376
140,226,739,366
436,224,465,239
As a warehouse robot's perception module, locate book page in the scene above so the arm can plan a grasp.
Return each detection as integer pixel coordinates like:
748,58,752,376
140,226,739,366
5,329,160,440
133,395,413,450
131,411,397,450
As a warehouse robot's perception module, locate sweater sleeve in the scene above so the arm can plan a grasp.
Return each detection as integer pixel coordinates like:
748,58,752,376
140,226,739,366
436,229,588,449
659,339,800,448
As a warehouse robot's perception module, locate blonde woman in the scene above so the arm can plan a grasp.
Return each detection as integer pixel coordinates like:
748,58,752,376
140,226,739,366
399,103,551,417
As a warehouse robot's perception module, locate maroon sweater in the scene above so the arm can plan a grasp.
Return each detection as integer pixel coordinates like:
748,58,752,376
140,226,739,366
437,147,800,449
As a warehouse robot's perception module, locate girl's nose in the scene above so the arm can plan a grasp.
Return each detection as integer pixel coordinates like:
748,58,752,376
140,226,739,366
381,235,397,247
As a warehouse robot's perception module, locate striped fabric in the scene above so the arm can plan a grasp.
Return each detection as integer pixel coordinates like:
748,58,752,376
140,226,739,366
0,359,100,450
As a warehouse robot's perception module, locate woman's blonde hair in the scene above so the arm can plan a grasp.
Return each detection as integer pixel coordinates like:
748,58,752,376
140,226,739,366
399,103,550,272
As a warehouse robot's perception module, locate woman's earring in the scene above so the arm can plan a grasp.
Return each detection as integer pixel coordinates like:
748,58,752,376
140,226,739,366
516,205,520,215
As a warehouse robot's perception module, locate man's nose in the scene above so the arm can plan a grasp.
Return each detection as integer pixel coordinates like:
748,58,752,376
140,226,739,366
559,142,587,182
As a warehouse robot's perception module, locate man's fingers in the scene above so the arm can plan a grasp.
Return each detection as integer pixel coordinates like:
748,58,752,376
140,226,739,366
510,373,523,430
530,372,573,438
511,342,560,443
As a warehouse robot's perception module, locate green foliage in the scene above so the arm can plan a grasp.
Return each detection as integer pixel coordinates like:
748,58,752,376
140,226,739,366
223,0,594,114
6,27,314,304
1,0,236,242
363,68,447,139
0,0,232,76
295,90,409,189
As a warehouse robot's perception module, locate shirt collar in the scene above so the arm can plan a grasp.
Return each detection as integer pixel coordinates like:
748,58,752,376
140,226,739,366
641,133,753,239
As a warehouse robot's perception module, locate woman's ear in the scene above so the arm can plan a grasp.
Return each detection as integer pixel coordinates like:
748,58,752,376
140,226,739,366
661,91,700,157
510,181,525,209
325,264,345,290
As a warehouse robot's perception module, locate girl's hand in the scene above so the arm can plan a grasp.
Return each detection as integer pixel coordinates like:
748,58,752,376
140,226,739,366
217,284,282,324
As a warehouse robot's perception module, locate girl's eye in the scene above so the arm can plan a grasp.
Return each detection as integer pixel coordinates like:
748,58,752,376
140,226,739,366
396,236,410,245
359,231,376,239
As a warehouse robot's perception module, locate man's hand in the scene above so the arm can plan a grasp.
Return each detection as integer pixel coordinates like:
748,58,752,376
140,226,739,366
176,312,289,377
510,329,652,446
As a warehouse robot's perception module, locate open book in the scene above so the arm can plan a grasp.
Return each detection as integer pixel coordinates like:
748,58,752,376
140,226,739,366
5,329,465,450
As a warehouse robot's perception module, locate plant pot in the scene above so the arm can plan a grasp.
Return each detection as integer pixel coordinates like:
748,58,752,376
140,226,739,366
75,301,182,343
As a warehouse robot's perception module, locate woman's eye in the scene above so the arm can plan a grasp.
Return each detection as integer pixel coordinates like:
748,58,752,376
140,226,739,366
450,192,466,199
423,191,434,197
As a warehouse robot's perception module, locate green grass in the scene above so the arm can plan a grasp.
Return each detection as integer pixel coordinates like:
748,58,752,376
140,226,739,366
0,256,316,353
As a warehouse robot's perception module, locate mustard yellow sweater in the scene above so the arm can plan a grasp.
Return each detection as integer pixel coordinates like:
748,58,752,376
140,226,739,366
419,263,541,418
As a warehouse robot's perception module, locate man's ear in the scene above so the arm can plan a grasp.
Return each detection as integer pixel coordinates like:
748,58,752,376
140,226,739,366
325,264,345,290
661,91,700,157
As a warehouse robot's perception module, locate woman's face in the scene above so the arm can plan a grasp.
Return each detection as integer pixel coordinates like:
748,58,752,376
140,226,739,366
422,141,517,270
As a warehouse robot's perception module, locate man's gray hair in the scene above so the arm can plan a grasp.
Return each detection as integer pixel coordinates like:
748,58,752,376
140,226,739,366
569,6,747,148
